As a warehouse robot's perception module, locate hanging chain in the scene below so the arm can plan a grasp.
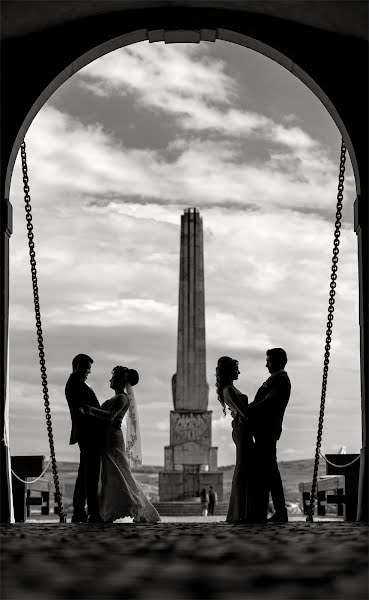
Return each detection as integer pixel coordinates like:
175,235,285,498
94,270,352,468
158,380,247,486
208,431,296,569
20,141,67,523
306,139,347,523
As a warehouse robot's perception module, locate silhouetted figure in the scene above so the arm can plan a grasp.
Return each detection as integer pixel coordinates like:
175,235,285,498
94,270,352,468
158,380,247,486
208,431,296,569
200,488,209,516
208,486,217,515
216,356,264,523
81,367,160,523
65,353,103,523
248,348,291,523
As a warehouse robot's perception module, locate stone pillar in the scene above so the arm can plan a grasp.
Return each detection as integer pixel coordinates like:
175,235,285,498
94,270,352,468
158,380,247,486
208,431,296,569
0,197,13,523
354,195,368,522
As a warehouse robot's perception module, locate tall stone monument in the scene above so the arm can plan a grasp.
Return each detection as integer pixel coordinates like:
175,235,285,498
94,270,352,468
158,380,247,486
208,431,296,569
159,208,223,501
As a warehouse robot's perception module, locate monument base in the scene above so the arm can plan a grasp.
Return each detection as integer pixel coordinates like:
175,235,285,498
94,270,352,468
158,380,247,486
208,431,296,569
159,470,223,502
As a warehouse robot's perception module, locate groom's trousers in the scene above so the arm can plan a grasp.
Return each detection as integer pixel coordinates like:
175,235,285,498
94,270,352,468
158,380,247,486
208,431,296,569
73,443,101,517
255,438,287,515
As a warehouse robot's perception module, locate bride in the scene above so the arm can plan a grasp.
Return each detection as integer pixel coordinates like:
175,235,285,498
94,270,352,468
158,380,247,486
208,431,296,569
81,365,160,523
216,356,264,523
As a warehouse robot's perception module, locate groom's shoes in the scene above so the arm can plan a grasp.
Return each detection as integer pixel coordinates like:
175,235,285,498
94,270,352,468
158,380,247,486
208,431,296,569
268,511,288,523
87,514,104,523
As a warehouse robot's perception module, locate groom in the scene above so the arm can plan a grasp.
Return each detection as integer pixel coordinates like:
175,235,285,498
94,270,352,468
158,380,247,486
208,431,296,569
248,348,291,523
65,353,103,523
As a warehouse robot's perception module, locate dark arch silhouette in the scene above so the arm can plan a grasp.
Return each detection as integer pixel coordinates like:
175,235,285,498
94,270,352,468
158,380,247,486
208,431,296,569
1,2,367,523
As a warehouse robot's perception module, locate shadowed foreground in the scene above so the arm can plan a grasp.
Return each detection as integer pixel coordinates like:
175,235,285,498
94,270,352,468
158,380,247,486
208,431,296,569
1,522,368,599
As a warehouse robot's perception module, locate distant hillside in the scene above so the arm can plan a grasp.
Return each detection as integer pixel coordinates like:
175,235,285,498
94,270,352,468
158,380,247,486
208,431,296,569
53,458,324,509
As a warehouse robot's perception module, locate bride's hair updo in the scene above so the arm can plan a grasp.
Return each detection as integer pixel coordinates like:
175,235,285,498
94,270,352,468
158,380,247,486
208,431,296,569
215,356,239,417
127,369,139,387
112,366,139,388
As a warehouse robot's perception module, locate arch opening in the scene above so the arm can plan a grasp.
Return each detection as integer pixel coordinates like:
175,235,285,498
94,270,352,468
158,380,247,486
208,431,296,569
6,31,362,484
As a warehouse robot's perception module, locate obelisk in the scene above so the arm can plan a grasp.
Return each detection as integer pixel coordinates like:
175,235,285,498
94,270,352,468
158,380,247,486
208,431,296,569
159,208,223,502
173,207,208,411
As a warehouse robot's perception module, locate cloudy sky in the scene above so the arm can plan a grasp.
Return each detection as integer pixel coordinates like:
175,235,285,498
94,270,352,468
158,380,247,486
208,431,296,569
8,40,361,467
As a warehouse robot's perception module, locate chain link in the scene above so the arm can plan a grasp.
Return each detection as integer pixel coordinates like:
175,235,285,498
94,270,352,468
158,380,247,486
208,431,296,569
20,141,67,523
306,139,347,523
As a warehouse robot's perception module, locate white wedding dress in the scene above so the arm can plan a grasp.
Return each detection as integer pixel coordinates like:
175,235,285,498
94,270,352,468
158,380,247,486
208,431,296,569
91,394,160,523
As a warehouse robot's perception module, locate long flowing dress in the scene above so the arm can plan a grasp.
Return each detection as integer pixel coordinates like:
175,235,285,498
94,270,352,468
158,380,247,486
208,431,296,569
225,386,264,523
90,394,160,523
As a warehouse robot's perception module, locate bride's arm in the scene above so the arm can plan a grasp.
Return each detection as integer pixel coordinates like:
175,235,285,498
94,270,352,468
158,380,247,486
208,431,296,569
85,395,127,421
85,406,112,420
224,387,248,420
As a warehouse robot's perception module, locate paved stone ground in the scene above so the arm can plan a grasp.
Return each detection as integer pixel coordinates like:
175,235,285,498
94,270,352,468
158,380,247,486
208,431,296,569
1,521,368,600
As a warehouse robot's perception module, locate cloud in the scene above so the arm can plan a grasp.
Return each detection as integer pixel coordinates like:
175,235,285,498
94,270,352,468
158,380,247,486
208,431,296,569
76,42,352,179
78,42,236,105
280,448,297,455
212,414,233,432
15,105,355,220
155,421,170,432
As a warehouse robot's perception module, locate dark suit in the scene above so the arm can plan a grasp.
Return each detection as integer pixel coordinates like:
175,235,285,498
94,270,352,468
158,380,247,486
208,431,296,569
208,489,217,515
248,370,291,516
65,373,102,518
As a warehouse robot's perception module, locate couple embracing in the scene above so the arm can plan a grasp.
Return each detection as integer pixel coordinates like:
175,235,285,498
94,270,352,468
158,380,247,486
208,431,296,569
65,353,160,524
216,348,291,524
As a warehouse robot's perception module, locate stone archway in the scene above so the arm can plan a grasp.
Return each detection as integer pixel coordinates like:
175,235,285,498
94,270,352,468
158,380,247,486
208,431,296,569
1,3,367,523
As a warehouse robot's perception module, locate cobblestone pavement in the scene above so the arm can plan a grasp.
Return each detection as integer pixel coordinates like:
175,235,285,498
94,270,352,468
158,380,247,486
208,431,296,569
1,522,368,600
